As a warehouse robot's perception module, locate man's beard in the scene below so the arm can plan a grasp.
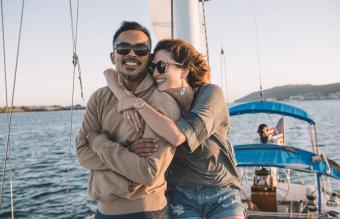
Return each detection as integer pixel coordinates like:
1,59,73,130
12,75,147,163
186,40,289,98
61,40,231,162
117,68,148,82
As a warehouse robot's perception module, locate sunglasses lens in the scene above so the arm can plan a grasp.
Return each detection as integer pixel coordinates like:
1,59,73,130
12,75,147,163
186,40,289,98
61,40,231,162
157,61,167,74
116,43,131,55
133,45,149,56
115,43,150,56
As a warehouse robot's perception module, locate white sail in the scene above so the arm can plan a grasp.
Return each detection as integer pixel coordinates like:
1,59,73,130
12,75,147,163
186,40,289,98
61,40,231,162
149,0,172,40
149,0,203,52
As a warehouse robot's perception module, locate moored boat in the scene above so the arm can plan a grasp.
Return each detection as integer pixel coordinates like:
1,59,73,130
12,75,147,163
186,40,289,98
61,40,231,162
229,101,340,218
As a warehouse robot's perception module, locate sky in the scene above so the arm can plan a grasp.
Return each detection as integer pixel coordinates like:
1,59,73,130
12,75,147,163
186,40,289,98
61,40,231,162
0,0,339,106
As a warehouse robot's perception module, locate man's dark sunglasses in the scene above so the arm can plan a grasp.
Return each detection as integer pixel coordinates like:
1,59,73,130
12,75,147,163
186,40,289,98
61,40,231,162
114,43,151,56
150,60,182,74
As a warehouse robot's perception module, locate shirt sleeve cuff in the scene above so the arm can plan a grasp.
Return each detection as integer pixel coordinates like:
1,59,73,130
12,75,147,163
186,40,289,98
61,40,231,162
91,134,109,153
176,117,200,152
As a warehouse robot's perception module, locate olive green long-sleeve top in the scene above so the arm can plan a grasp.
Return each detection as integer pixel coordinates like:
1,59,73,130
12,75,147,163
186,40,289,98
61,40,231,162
169,84,240,188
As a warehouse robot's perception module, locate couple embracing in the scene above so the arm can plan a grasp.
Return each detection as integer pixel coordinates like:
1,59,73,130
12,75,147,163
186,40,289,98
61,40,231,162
76,21,245,219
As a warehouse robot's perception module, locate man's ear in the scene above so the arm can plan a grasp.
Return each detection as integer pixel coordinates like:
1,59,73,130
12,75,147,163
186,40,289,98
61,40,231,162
180,68,189,79
110,52,115,64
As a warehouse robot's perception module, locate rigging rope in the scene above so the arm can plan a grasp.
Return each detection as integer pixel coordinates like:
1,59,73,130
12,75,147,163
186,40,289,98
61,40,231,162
220,46,229,103
0,1,25,218
69,0,84,101
171,0,174,39
1,0,8,124
251,0,264,101
220,47,224,100
64,0,82,217
201,0,209,63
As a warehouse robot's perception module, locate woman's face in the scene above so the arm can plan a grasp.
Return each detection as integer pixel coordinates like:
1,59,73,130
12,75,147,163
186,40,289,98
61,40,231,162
152,50,183,92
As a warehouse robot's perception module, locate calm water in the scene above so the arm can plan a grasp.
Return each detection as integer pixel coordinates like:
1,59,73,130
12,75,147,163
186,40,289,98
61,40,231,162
0,100,339,218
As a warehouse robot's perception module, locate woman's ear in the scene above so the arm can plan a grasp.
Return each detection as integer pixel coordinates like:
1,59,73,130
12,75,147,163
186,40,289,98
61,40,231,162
180,68,189,79
110,52,115,64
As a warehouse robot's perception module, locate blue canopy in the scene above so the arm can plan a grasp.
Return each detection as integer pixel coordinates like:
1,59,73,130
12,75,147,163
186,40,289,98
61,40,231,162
234,144,340,179
229,101,315,125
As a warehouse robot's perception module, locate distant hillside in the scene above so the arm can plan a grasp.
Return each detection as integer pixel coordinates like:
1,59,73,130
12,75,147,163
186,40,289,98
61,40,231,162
235,83,340,102
0,104,85,113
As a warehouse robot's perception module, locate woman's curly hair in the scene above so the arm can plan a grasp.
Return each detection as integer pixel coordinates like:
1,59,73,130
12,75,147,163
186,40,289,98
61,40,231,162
154,39,210,87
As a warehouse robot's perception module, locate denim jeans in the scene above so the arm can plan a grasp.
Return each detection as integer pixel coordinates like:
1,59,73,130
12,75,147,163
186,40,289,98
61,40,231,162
167,185,245,219
95,208,167,219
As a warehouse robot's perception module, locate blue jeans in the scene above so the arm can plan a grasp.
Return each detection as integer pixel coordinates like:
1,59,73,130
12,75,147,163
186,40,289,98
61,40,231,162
95,208,167,219
167,185,245,219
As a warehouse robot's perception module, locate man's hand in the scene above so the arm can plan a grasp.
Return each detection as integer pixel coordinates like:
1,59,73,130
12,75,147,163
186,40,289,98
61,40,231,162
128,138,158,158
87,131,101,146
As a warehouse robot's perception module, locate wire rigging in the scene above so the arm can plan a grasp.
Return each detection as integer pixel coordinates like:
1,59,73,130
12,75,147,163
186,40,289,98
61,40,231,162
251,0,264,101
69,0,84,101
171,0,174,39
201,0,209,63
220,46,229,103
1,0,8,124
64,1,83,217
0,1,26,218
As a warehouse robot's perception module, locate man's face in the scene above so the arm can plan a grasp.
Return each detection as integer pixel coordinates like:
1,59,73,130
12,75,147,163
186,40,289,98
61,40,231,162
258,126,269,138
111,30,151,81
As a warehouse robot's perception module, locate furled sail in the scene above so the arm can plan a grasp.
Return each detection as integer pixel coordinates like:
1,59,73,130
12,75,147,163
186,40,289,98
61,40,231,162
149,0,172,40
149,0,203,52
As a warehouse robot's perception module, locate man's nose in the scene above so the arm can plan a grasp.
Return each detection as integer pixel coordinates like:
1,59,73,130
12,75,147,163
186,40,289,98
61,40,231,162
127,48,137,57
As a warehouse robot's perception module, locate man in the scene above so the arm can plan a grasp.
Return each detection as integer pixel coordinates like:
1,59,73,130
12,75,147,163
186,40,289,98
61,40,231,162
256,123,278,186
76,21,180,219
257,123,278,144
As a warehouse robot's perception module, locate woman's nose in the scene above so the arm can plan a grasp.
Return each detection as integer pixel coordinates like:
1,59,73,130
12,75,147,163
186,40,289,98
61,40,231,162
152,71,160,80
152,68,160,77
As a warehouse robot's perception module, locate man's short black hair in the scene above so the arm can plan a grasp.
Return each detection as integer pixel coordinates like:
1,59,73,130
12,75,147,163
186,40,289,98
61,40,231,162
112,21,151,49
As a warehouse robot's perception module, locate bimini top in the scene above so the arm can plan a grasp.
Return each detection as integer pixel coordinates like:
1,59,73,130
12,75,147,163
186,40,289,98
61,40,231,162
234,144,340,179
229,101,315,125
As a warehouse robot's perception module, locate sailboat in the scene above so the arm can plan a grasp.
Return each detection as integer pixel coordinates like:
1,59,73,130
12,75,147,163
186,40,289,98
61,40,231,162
229,100,340,218
150,0,340,218
1,0,338,218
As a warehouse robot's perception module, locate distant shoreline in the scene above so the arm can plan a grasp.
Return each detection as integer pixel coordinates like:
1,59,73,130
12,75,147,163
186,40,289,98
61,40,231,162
0,105,85,113
2,99,340,114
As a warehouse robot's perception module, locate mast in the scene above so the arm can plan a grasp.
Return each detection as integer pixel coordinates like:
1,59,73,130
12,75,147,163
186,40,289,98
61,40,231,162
173,0,202,52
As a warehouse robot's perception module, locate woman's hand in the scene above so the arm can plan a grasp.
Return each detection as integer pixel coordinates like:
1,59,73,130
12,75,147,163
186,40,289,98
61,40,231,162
117,96,143,112
104,68,143,130
122,109,142,131
128,138,158,157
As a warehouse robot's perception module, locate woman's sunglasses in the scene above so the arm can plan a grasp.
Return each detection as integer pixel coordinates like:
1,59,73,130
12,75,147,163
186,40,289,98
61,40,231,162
150,60,182,74
115,43,151,56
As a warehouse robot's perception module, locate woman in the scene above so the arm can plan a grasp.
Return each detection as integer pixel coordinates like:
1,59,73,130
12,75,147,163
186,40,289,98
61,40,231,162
104,39,245,219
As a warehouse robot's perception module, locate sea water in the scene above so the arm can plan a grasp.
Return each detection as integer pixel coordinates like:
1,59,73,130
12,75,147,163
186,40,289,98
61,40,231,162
0,100,339,218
